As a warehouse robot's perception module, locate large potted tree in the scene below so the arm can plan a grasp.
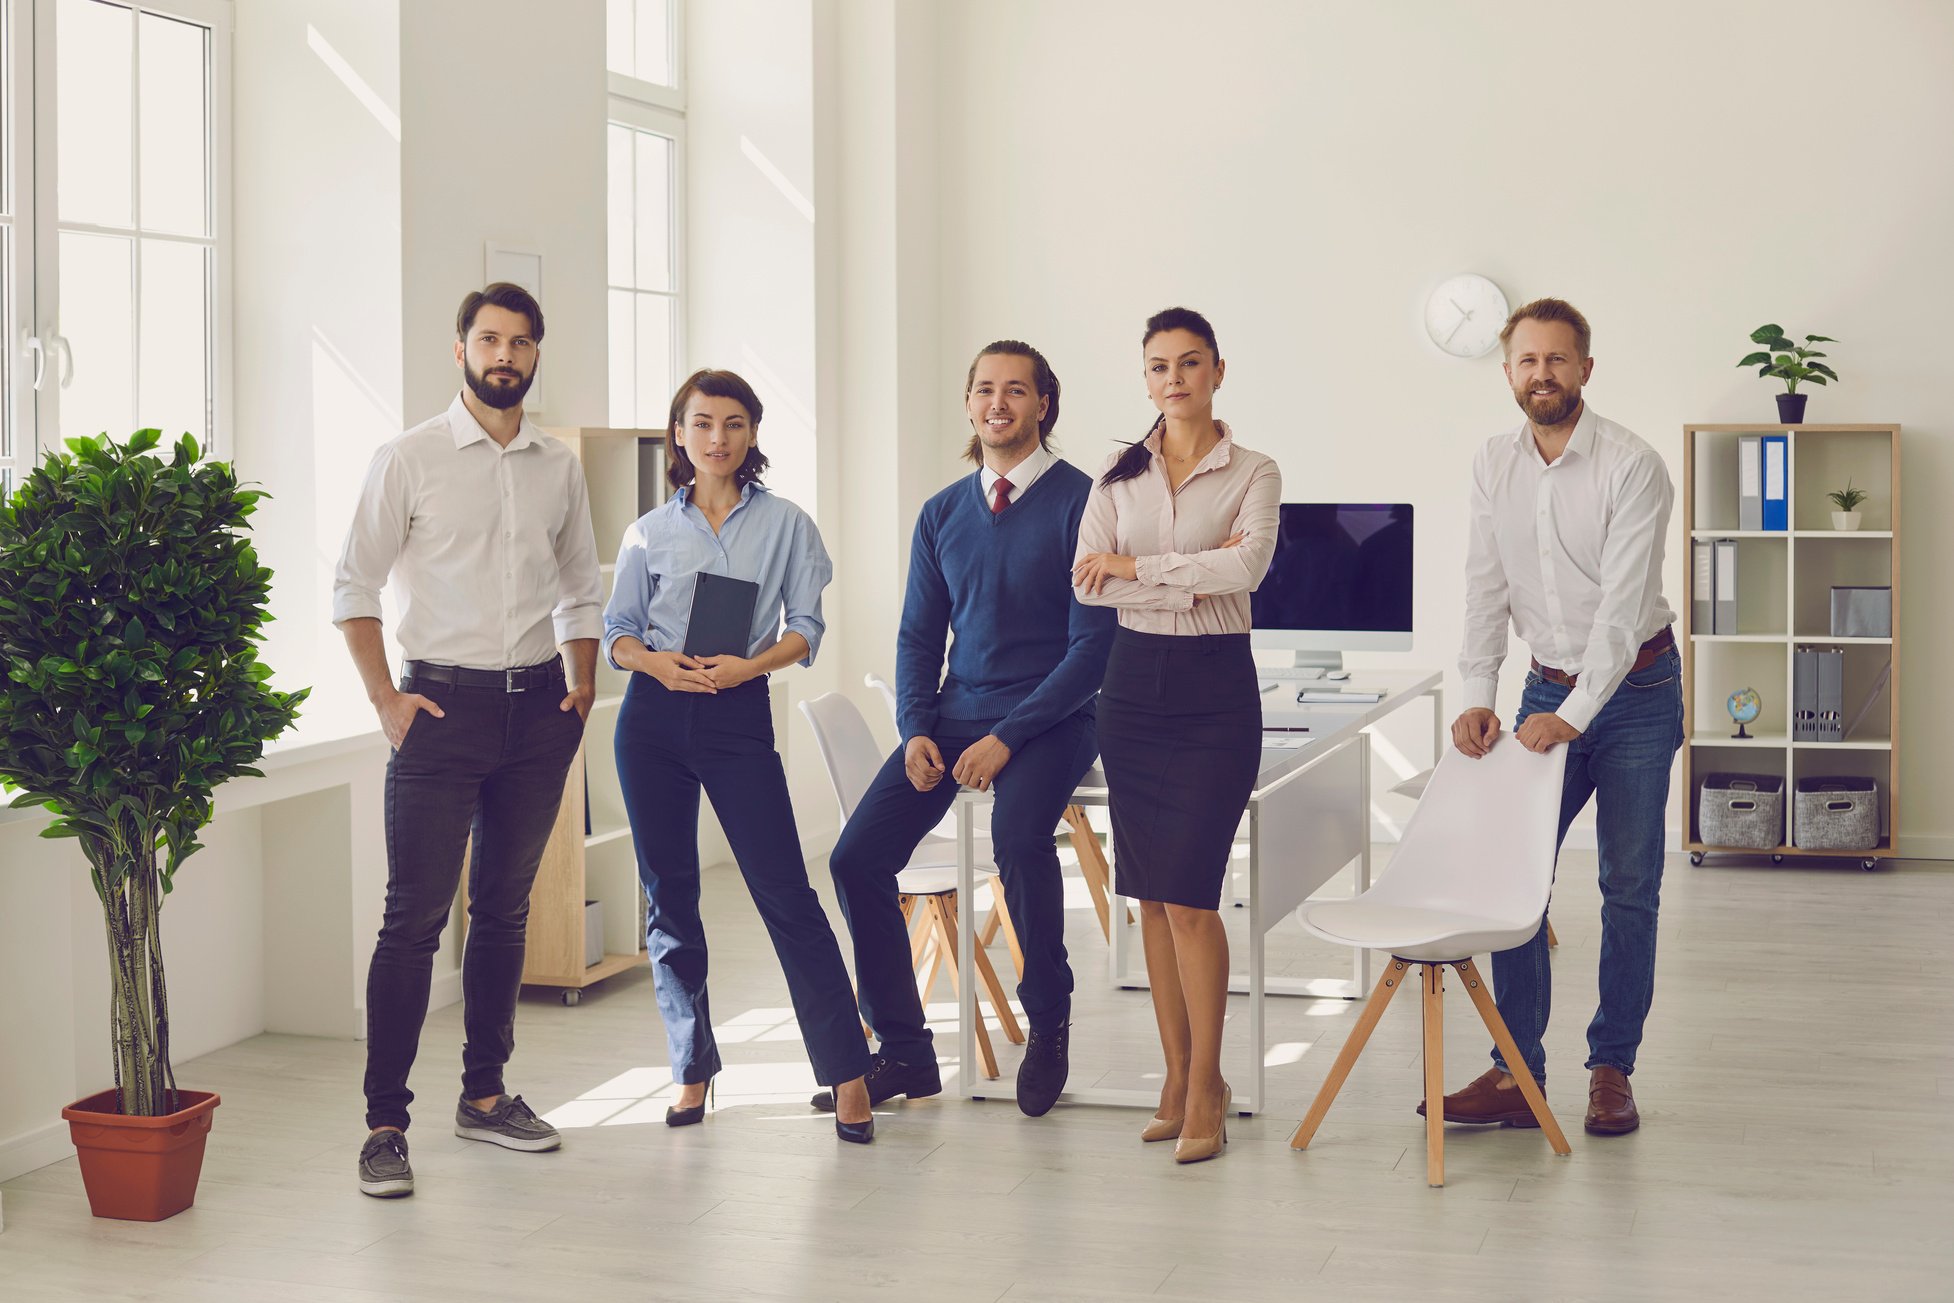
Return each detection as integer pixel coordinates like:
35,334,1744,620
0,430,307,1221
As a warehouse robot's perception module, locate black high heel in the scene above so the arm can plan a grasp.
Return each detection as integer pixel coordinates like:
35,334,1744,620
665,1077,715,1127
835,1115,875,1144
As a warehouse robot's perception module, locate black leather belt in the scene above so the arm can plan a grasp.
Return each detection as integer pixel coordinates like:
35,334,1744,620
401,660,563,693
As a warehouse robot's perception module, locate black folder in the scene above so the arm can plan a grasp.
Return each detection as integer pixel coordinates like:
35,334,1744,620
683,572,760,658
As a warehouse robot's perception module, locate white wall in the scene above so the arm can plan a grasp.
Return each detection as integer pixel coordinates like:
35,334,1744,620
892,0,1954,855
233,0,403,745
398,0,609,428
687,0,841,846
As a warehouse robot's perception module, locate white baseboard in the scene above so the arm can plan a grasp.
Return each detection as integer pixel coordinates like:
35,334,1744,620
0,1117,75,1185
429,966,463,1014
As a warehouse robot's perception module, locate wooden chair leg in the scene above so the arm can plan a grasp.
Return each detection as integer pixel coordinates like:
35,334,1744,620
968,921,1025,1045
907,898,936,970
917,900,948,1006
928,896,998,1079
1062,805,1115,941
978,907,1001,946
863,898,922,1039
1422,963,1445,1188
988,879,1026,980
1452,958,1572,1156
1546,918,1559,949
1291,958,1412,1149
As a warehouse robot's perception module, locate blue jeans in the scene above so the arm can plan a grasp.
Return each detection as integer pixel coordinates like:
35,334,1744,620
615,675,871,1088
1490,647,1683,1082
827,709,1099,1063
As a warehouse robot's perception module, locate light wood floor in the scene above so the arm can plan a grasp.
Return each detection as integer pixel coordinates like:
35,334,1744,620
4,843,1952,1302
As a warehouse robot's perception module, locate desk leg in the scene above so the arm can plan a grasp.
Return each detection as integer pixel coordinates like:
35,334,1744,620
1353,732,1373,996
958,799,979,1100
1109,821,1139,988
1248,808,1265,1117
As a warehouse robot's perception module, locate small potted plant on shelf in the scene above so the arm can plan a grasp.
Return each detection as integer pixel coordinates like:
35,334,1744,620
1828,479,1868,531
1737,324,1838,424
0,430,307,1222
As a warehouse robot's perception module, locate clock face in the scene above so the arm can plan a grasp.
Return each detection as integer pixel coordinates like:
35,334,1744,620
1424,274,1511,359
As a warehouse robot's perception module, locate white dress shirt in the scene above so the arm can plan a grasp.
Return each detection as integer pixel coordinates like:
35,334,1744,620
1459,403,1676,733
332,393,605,670
979,442,1054,506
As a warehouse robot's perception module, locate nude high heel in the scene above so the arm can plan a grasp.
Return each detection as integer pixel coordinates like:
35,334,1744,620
1173,1084,1230,1164
1140,1113,1185,1143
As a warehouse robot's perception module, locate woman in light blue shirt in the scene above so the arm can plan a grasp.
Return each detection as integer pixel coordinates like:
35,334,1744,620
605,368,874,1143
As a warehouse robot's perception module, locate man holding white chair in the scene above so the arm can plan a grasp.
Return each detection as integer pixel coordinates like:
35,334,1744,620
1439,297,1681,1136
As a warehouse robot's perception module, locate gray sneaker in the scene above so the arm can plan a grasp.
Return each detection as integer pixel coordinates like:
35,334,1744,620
358,1129,413,1197
454,1094,561,1152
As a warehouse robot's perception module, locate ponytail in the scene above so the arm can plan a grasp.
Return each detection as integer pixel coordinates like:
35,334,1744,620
1099,416,1163,487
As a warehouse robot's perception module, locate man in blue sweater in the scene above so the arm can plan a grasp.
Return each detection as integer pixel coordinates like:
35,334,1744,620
814,340,1116,1118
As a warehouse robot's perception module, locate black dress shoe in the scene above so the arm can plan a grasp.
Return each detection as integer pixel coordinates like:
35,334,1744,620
834,1116,875,1144
1016,1024,1070,1117
810,1053,941,1112
666,1077,714,1127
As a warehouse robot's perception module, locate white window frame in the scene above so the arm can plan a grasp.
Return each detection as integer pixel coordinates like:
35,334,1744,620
607,0,684,428
608,0,683,111
9,0,232,474
2,0,35,492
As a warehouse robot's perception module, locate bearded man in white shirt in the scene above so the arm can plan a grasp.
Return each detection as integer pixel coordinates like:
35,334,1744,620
1430,297,1681,1137
333,283,603,1196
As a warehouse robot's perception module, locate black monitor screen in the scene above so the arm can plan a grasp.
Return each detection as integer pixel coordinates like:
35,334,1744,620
1250,504,1414,633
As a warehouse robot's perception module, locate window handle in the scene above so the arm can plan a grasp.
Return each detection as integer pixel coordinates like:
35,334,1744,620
24,335,46,391
52,335,74,389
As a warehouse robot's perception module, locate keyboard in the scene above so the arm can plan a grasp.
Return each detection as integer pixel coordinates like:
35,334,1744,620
1257,666,1335,681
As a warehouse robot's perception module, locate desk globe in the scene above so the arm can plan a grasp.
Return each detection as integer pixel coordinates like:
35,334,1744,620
1727,686,1762,739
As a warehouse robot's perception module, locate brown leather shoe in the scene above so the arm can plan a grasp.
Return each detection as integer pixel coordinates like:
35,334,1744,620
1585,1066,1639,1135
1416,1066,1541,1128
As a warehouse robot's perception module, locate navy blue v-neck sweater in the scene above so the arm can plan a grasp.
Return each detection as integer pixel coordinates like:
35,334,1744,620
895,461,1116,752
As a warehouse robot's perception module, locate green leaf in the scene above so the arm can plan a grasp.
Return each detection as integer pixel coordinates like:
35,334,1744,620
1737,352,1772,367
1809,362,1839,380
124,429,163,454
1804,374,1828,385
1805,335,1837,343
1750,324,1784,343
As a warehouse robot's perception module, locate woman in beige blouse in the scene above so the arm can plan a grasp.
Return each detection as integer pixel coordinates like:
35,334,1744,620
1073,307,1280,1163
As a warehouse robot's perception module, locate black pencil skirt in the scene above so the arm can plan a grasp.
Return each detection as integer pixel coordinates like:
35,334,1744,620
1096,629,1263,910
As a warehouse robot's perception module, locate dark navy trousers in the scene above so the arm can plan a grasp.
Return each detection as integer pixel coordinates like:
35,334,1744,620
827,709,1098,1063
615,675,870,1088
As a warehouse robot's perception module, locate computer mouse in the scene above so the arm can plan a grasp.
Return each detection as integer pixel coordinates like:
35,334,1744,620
1326,669,1351,681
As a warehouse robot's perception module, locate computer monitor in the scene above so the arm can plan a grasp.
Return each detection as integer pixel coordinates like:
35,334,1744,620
1250,503,1414,670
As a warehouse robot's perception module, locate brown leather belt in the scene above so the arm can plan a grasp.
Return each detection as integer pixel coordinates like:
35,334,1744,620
1531,626,1675,689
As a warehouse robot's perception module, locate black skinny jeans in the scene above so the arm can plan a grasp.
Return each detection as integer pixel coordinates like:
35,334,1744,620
363,665,584,1131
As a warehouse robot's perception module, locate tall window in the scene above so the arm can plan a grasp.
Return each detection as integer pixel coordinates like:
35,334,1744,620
606,0,682,428
0,0,228,497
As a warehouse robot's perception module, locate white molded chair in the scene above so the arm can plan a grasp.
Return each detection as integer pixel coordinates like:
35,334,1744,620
798,691,1024,1079
1389,765,1556,948
1289,739,1574,1187
864,672,1126,942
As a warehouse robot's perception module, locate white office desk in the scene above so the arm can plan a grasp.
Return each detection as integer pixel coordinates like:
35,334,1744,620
954,669,1443,1116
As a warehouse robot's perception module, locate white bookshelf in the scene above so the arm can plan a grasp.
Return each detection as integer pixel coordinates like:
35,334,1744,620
1680,424,1899,870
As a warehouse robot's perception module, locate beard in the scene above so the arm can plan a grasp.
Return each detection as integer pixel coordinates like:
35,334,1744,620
465,359,536,410
976,412,1039,458
1514,380,1581,427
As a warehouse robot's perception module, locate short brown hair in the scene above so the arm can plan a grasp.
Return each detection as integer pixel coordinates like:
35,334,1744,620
963,340,1060,464
665,368,770,490
456,282,544,341
1500,297,1590,358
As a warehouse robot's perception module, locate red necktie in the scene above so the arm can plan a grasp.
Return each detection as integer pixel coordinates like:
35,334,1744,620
991,477,1013,515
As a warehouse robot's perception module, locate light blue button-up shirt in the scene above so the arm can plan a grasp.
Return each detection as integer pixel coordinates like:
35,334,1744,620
602,482,832,671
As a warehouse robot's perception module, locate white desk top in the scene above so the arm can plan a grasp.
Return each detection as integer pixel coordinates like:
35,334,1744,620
953,668,1443,807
